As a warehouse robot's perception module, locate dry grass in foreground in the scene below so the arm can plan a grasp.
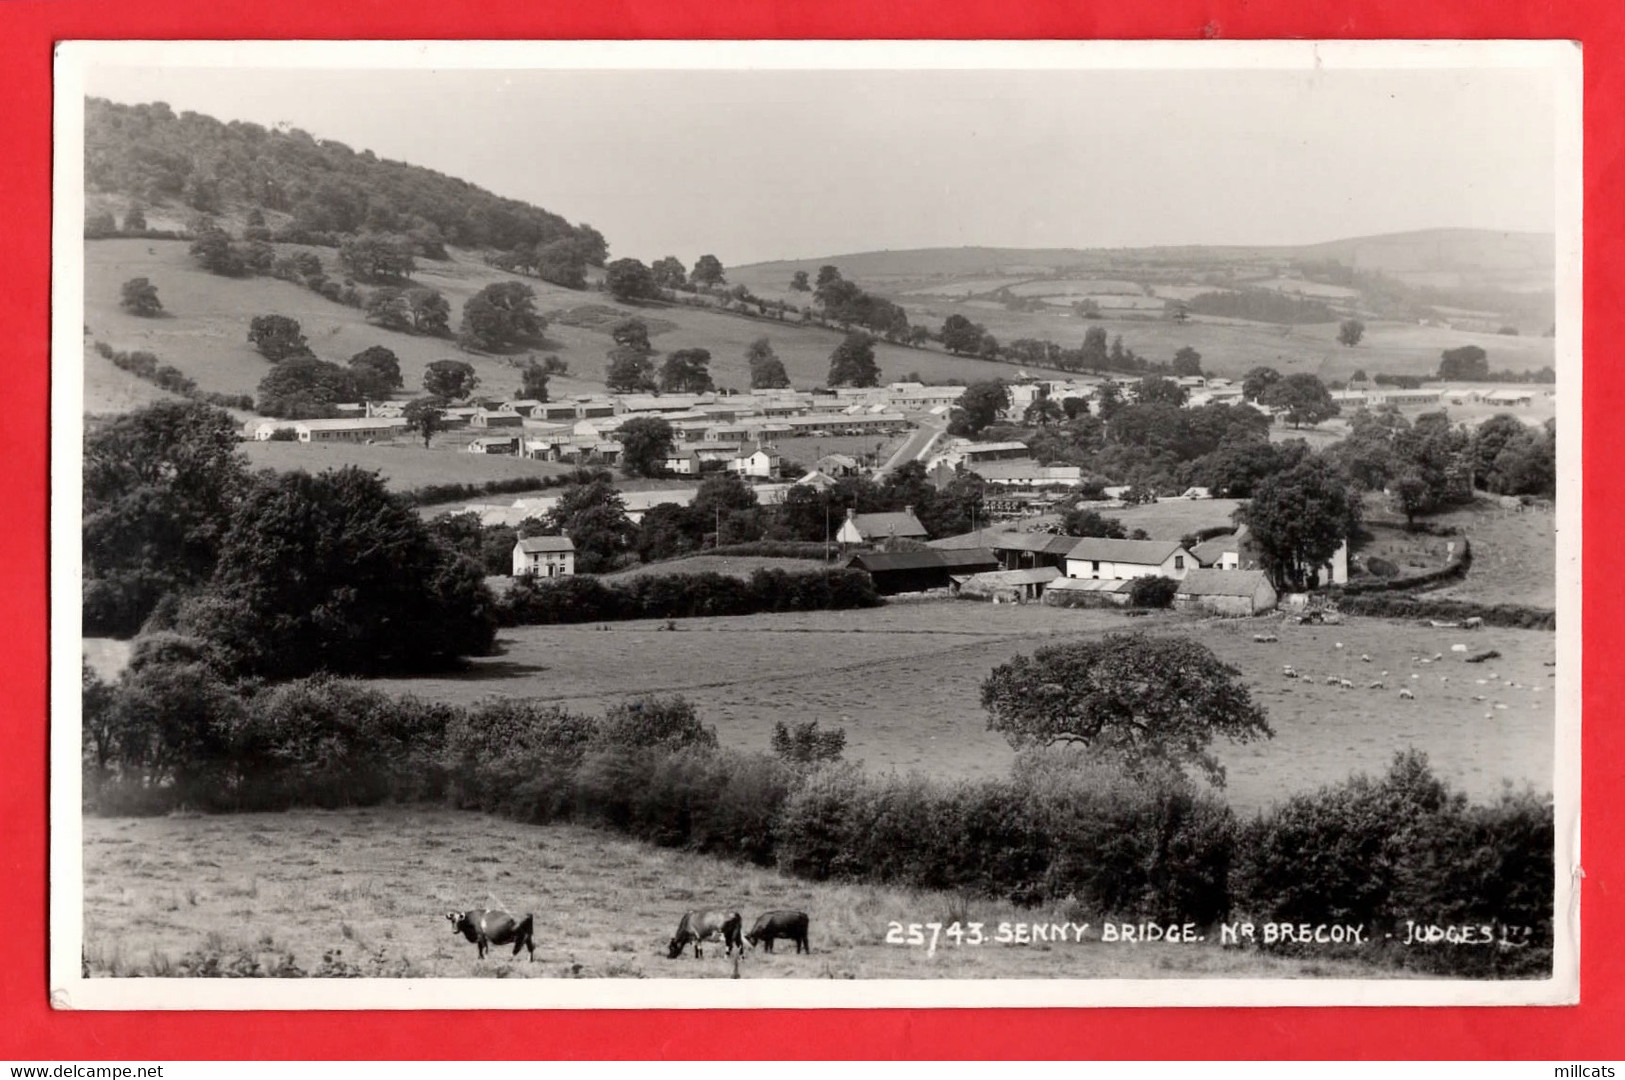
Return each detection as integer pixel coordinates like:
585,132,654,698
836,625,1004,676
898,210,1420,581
83,808,1396,981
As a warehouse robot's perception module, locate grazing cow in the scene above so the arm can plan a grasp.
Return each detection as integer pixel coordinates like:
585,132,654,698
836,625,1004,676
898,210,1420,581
446,909,536,961
745,910,811,954
667,910,743,959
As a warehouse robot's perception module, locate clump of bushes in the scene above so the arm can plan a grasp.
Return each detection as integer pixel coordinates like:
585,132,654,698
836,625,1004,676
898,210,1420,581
1127,575,1179,609
495,567,881,626
1231,750,1552,976
406,470,613,507
91,340,255,411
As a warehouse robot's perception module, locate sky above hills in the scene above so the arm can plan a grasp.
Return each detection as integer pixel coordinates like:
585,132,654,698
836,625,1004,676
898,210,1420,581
85,48,1564,268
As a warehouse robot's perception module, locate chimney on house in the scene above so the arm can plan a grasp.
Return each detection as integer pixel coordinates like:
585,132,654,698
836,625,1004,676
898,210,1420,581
846,507,857,522
904,504,915,518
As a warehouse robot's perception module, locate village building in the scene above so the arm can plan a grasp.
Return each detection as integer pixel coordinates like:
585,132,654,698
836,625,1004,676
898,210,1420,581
930,528,1076,571
1064,537,1193,581
1042,576,1132,607
1191,524,1348,586
251,417,406,443
1173,569,1279,616
952,566,1062,603
844,548,999,596
511,535,576,578
472,407,524,429
836,507,928,544
732,444,784,480
466,435,520,455
969,462,1084,489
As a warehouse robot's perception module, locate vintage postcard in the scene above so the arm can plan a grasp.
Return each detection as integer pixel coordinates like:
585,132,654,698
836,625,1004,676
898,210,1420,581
51,38,1581,1009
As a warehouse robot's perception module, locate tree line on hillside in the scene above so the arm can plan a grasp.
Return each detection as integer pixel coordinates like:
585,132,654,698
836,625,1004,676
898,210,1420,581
85,97,606,261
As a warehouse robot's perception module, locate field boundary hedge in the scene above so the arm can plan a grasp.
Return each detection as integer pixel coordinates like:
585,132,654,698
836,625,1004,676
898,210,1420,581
495,567,881,625
82,671,1554,979
1336,594,1556,631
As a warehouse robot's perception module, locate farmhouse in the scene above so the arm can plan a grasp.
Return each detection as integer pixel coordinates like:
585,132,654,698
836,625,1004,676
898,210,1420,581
1064,538,1193,581
732,445,783,480
1173,569,1278,616
663,449,704,476
1192,524,1348,586
836,507,928,544
511,536,576,578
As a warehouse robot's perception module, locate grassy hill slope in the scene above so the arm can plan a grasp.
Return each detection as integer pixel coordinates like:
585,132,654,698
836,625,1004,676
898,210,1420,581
83,239,1027,416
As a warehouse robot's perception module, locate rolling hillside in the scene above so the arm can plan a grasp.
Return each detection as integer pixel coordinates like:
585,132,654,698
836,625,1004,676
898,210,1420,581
82,238,1031,418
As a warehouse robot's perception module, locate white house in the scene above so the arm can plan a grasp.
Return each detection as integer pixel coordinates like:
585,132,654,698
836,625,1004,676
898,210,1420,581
1064,538,1193,581
732,445,783,480
836,507,928,544
512,536,576,578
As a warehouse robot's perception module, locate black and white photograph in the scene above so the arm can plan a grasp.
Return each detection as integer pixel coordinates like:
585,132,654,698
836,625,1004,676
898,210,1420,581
52,39,1581,1009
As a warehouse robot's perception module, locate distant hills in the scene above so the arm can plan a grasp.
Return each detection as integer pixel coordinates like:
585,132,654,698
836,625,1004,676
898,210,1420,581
734,229,1555,294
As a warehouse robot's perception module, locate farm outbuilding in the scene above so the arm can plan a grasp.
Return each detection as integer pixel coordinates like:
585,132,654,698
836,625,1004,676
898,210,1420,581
1173,569,1278,616
952,566,1061,603
1064,537,1193,581
1042,576,1131,608
844,548,998,595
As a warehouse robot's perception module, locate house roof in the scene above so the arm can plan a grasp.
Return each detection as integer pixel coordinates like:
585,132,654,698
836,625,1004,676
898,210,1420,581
847,511,927,539
515,536,576,553
971,462,1083,482
959,441,1031,456
935,548,1000,570
1065,537,1186,564
1190,534,1240,566
1175,569,1272,597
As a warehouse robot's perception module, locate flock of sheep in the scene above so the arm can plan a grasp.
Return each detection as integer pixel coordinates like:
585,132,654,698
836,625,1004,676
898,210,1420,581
1271,639,1550,717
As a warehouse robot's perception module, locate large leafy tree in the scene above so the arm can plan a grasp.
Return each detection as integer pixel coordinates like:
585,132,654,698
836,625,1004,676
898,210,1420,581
981,633,1273,787
826,332,880,388
1263,373,1338,428
690,254,726,286
948,380,1009,437
458,281,544,351
403,398,445,448
247,315,311,362
651,256,688,290
1241,366,1281,403
1171,346,1203,377
423,359,479,400
1237,454,1361,591
1439,345,1489,381
604,258,660,302
1337,319,1366,347
82,401,248,636
1061,507,1127,538
518,359,551,402
256,356,362,418
543,480,636,573
119,277,162,316
940,314,986,356
746,337,790,389
618,416,676,478
347,346,403,400
1137,376,1189,407
659,348,715,394
339,234,416,282
176,467,496,677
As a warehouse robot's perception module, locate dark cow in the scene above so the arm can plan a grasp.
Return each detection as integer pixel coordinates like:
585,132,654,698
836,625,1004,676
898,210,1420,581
667,910,743,959
745,910,810,954
446,909,536,961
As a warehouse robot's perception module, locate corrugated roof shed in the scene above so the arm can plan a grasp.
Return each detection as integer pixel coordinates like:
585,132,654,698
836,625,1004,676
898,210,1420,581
1046,577,1130,593
956,567,1062,587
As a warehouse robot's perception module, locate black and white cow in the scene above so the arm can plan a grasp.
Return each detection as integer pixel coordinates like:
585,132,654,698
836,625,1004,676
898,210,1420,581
667,910,743,959
447,909,536,961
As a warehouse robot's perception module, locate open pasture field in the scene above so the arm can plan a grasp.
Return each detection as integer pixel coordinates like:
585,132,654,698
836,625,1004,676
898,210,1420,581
240,439,577,491
1104,498,1242,540
1375,498,1558,609
374,603,1554,814
82,240,1027,418
81,808,1381,981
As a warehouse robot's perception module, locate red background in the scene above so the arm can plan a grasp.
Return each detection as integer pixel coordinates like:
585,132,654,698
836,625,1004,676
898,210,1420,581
2,0,1618,1059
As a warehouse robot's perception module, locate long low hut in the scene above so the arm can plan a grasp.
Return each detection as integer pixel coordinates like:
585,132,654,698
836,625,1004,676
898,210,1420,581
952,566,1062,603
1172,569,1279,616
